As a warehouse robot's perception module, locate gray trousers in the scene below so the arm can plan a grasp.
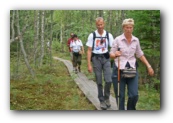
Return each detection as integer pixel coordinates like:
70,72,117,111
92,55,112,102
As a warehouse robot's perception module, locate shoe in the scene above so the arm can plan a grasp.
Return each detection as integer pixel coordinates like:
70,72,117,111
100,101,107,110
105,99,111,108
75,69,78,74
78,66,81,72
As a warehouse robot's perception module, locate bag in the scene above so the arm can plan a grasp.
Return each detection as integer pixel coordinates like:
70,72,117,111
121,67,136,78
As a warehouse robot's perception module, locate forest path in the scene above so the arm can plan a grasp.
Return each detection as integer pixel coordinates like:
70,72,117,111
53,57,118,110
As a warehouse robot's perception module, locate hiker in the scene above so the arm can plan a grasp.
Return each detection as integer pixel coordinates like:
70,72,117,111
86,17,114,110
67,33,74,70
70,34,84,73
110,18,154,110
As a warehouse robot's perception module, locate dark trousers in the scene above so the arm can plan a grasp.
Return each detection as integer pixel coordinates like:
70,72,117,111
92,55,112,102
73,52,82,67
112,63,138,110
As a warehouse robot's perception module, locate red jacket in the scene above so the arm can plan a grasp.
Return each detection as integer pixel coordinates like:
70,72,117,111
67,38,73,52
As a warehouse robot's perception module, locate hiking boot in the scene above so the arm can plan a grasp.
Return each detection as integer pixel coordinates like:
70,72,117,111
100,101,107,110
75,69,78,74
78,66,81,72
105,99,111,108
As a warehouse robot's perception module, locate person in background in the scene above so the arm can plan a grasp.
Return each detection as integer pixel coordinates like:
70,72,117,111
70,34,84,73
110,18,154,110
86,17,114,110
67,33,75,71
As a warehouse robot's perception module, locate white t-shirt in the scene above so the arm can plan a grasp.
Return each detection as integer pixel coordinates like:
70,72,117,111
70,39,83,53
86,30,114,54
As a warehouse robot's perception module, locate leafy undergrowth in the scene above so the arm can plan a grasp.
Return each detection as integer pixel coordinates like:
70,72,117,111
10,61,96,110
136,86,160,110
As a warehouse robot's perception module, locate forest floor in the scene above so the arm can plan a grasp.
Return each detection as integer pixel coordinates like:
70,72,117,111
10,57,96,110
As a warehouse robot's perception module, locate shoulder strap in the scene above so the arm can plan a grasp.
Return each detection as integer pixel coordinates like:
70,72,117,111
92,32,96,51
106,31,109,42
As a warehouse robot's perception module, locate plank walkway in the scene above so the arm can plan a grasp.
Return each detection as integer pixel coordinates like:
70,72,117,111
53,57,118,110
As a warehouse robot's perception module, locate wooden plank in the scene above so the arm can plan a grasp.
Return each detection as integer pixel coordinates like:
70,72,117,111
53,56,118,110
74,77,101,110
77,73,117,110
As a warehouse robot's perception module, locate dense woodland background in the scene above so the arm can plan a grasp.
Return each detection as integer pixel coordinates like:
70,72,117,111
10,10,160,110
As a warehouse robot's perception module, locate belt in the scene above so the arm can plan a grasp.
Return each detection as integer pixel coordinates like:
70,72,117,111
92,52,107,56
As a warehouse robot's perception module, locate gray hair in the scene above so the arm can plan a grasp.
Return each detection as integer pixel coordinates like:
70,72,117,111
95,17,104,22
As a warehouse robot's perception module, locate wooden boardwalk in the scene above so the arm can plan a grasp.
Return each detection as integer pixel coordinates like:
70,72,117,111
53,57,118,110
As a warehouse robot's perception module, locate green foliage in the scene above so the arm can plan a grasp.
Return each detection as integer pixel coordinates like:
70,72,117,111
52,41,62,52
137,85,160,110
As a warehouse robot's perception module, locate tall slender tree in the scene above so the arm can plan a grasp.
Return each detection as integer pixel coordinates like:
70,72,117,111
40,10,45,66
16,10,35,77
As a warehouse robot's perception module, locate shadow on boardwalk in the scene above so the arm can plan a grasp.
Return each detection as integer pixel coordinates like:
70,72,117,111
53,57,118,110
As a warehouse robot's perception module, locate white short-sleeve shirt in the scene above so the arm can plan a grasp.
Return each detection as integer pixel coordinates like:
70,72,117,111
86,30,114,54
70,39,83,53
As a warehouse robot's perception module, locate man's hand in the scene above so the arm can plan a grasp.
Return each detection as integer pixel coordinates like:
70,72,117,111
88,64,93,73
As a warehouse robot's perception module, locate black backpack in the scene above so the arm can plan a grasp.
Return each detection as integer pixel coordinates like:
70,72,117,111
92,31,110,51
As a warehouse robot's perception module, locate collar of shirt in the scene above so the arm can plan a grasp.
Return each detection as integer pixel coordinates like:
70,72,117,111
120,33,138,43
96,30,106,37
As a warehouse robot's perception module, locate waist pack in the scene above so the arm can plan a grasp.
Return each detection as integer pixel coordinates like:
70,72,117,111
121,67,136,78
91,52,109,61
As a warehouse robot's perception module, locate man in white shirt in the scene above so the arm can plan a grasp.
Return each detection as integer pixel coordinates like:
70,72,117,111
86,17,114,110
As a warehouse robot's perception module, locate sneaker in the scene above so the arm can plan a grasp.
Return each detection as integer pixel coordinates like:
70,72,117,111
100,101,107,110
105,99,111,108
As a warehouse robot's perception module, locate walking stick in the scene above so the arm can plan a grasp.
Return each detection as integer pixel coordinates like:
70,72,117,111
117,48,120,110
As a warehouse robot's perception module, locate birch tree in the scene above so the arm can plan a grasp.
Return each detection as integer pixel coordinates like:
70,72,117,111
49,10,54,66
16,10,35,77
40,10,45,66
34,10,40,67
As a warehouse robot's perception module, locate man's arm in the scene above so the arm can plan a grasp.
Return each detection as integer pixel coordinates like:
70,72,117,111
87,47,92,73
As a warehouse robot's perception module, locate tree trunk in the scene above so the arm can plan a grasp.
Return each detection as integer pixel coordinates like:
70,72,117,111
49,10,53,66
34,10,40,67
11,10,15,42
60,19,63,44
16,10,35,78
40,10,45,66
98,10,103,17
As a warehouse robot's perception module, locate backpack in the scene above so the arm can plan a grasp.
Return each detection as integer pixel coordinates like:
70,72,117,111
92,31,110,51
91,31,114,66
